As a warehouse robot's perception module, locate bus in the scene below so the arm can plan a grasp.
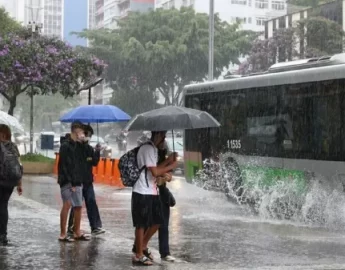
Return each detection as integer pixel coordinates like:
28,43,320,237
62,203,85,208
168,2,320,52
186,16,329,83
183,53,345,203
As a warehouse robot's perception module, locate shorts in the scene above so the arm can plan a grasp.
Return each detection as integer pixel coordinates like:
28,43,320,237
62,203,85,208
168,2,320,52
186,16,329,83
60,184,83,207
131,192,163,229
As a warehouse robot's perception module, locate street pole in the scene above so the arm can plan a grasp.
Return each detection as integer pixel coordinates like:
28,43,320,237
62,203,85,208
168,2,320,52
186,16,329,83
88,87,91,105
208,0,214,81
30,87,34,153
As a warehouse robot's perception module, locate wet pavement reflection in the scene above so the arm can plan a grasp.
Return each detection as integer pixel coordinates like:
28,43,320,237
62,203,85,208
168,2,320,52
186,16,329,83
3,176,345,269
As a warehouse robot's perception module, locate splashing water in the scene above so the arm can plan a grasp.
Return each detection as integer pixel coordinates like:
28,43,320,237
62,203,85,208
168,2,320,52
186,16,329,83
193,159,345,229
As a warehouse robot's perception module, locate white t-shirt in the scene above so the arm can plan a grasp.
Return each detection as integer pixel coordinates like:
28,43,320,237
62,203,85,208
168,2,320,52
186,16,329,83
132,143,159,195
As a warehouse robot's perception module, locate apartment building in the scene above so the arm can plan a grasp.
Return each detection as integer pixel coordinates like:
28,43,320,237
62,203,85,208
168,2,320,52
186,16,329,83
155,0,287,31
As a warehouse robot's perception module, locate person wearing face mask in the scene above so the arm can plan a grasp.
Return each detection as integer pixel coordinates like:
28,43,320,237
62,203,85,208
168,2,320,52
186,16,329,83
58,121,90,242
67,125,105,236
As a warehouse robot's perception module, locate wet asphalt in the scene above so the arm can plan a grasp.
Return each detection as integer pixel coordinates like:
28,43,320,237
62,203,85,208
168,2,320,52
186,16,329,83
3,176,345,269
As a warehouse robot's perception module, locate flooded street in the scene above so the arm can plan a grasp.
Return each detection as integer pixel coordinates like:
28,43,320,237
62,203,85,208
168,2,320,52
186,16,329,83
1,176,345,269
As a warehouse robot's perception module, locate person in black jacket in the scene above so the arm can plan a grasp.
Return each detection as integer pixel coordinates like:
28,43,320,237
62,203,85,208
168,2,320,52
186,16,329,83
67,125,105,236
58,122,90,242
156,140,176,261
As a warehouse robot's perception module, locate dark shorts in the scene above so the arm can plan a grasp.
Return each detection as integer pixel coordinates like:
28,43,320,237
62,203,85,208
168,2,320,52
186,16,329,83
131,192,163,229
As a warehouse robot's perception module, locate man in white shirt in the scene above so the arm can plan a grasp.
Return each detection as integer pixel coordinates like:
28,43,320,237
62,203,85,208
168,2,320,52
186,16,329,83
132,131,178,266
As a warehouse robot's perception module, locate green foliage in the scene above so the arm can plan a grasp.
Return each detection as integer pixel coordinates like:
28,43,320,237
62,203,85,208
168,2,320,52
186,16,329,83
76,8,255,107
0,30,106,115
13,93,79,131
0,8,22,36
21,153,54,163
243,15,344,74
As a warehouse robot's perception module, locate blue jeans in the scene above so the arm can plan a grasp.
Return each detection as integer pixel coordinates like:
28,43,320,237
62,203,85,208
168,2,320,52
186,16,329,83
68,183,102,231
158,202,170,257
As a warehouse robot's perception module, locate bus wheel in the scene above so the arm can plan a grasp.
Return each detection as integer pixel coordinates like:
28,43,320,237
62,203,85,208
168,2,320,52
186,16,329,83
223,158,243,199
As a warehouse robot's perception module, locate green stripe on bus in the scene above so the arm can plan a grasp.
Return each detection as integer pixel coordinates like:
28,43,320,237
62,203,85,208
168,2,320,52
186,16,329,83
241,166,307,193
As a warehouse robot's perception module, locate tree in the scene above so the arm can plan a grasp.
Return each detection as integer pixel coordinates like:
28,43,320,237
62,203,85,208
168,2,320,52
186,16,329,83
0,32,106,115
76,8,255,106
243,16,344,74
10,93,80,131
0,8,22,36
109,87,159,116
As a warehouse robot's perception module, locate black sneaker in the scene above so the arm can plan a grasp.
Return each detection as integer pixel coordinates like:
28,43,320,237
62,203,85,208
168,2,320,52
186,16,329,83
91,228,106,235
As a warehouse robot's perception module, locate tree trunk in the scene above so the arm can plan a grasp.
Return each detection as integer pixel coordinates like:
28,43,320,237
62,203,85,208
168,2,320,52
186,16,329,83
7,98,16,116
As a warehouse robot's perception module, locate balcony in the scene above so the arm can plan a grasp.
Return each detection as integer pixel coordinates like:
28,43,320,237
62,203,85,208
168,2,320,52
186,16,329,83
120,9,129,18
118,0,129,5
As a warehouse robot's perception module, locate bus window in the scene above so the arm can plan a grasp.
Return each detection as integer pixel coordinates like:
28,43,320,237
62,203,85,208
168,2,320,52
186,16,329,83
283,79,345,161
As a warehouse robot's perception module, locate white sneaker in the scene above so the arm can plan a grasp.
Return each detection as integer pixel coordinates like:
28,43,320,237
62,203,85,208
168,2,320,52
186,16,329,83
162,255,175,262
91,228,106,235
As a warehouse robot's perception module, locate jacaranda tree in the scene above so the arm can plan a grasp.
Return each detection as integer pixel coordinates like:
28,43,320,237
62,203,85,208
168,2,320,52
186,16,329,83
0,32,107,115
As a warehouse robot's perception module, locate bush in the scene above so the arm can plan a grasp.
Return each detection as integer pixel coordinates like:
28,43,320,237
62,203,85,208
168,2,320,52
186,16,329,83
21,153,55,163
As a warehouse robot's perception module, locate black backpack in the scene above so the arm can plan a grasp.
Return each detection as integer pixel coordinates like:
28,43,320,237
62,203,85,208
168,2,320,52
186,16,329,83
118,142,152,187
0,142,22,188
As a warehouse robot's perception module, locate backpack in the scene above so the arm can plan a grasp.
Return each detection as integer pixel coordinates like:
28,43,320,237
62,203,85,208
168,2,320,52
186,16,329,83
0,142,22,188
118,142,152,187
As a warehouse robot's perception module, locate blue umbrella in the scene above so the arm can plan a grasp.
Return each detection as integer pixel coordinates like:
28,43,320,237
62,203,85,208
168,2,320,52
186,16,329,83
60,105,131,123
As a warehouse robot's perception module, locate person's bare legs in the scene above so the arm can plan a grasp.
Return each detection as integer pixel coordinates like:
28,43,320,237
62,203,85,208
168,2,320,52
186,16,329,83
143,224,160,250
73,206,82,237
135,227,153,265
135,227,145,258
60,201,71,239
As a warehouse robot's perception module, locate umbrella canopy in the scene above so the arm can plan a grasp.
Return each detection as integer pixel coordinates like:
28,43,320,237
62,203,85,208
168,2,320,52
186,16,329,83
125,106,220,131
60,105,131,123
0,111,24,133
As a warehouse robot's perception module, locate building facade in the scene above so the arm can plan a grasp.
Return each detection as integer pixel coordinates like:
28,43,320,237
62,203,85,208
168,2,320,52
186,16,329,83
155,0,287,31
265,0,345,61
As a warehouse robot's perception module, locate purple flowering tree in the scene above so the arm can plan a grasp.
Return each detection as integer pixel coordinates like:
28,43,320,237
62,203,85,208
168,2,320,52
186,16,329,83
0,33,106,115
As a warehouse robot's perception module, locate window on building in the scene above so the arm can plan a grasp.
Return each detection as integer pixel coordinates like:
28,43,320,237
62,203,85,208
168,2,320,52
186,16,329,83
231,0,247,5
255,0,268,9
256,17,266,25
248,17,252,24
248,0,252,6
272,1,285,10
231,17,247,24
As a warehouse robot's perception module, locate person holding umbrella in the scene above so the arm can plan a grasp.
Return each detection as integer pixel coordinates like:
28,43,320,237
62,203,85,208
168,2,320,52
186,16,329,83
67,124,105,236
132,131,178,266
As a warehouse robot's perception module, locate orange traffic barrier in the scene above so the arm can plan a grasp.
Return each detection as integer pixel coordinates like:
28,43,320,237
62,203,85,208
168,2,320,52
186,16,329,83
95,158,105,183
53,154,125,189
112,159,124,187
53,153,59,175
104,159,113,185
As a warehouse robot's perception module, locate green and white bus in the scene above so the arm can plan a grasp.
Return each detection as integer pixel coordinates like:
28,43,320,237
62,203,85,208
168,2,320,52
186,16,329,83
183,53,345,198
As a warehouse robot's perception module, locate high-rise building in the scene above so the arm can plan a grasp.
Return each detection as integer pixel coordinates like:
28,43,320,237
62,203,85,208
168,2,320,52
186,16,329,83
94,0,154,30
155,0,287,32
41,0,63,38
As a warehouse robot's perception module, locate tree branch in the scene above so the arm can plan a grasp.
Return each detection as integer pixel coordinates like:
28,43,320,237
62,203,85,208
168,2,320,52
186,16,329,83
0,91,10,101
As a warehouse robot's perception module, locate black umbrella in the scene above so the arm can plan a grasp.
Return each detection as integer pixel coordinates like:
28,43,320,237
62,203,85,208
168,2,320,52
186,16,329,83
125,106,220,153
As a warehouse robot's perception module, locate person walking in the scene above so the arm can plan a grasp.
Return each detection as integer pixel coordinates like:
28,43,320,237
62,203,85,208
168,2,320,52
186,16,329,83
0,124,23,246
156,140,176,262
132,131,178,266
67,125,105,236
58,122,90,242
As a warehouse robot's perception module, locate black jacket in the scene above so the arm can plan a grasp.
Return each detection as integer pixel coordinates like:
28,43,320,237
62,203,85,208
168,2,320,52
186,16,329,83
58,140,85,187
82,142,100,186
